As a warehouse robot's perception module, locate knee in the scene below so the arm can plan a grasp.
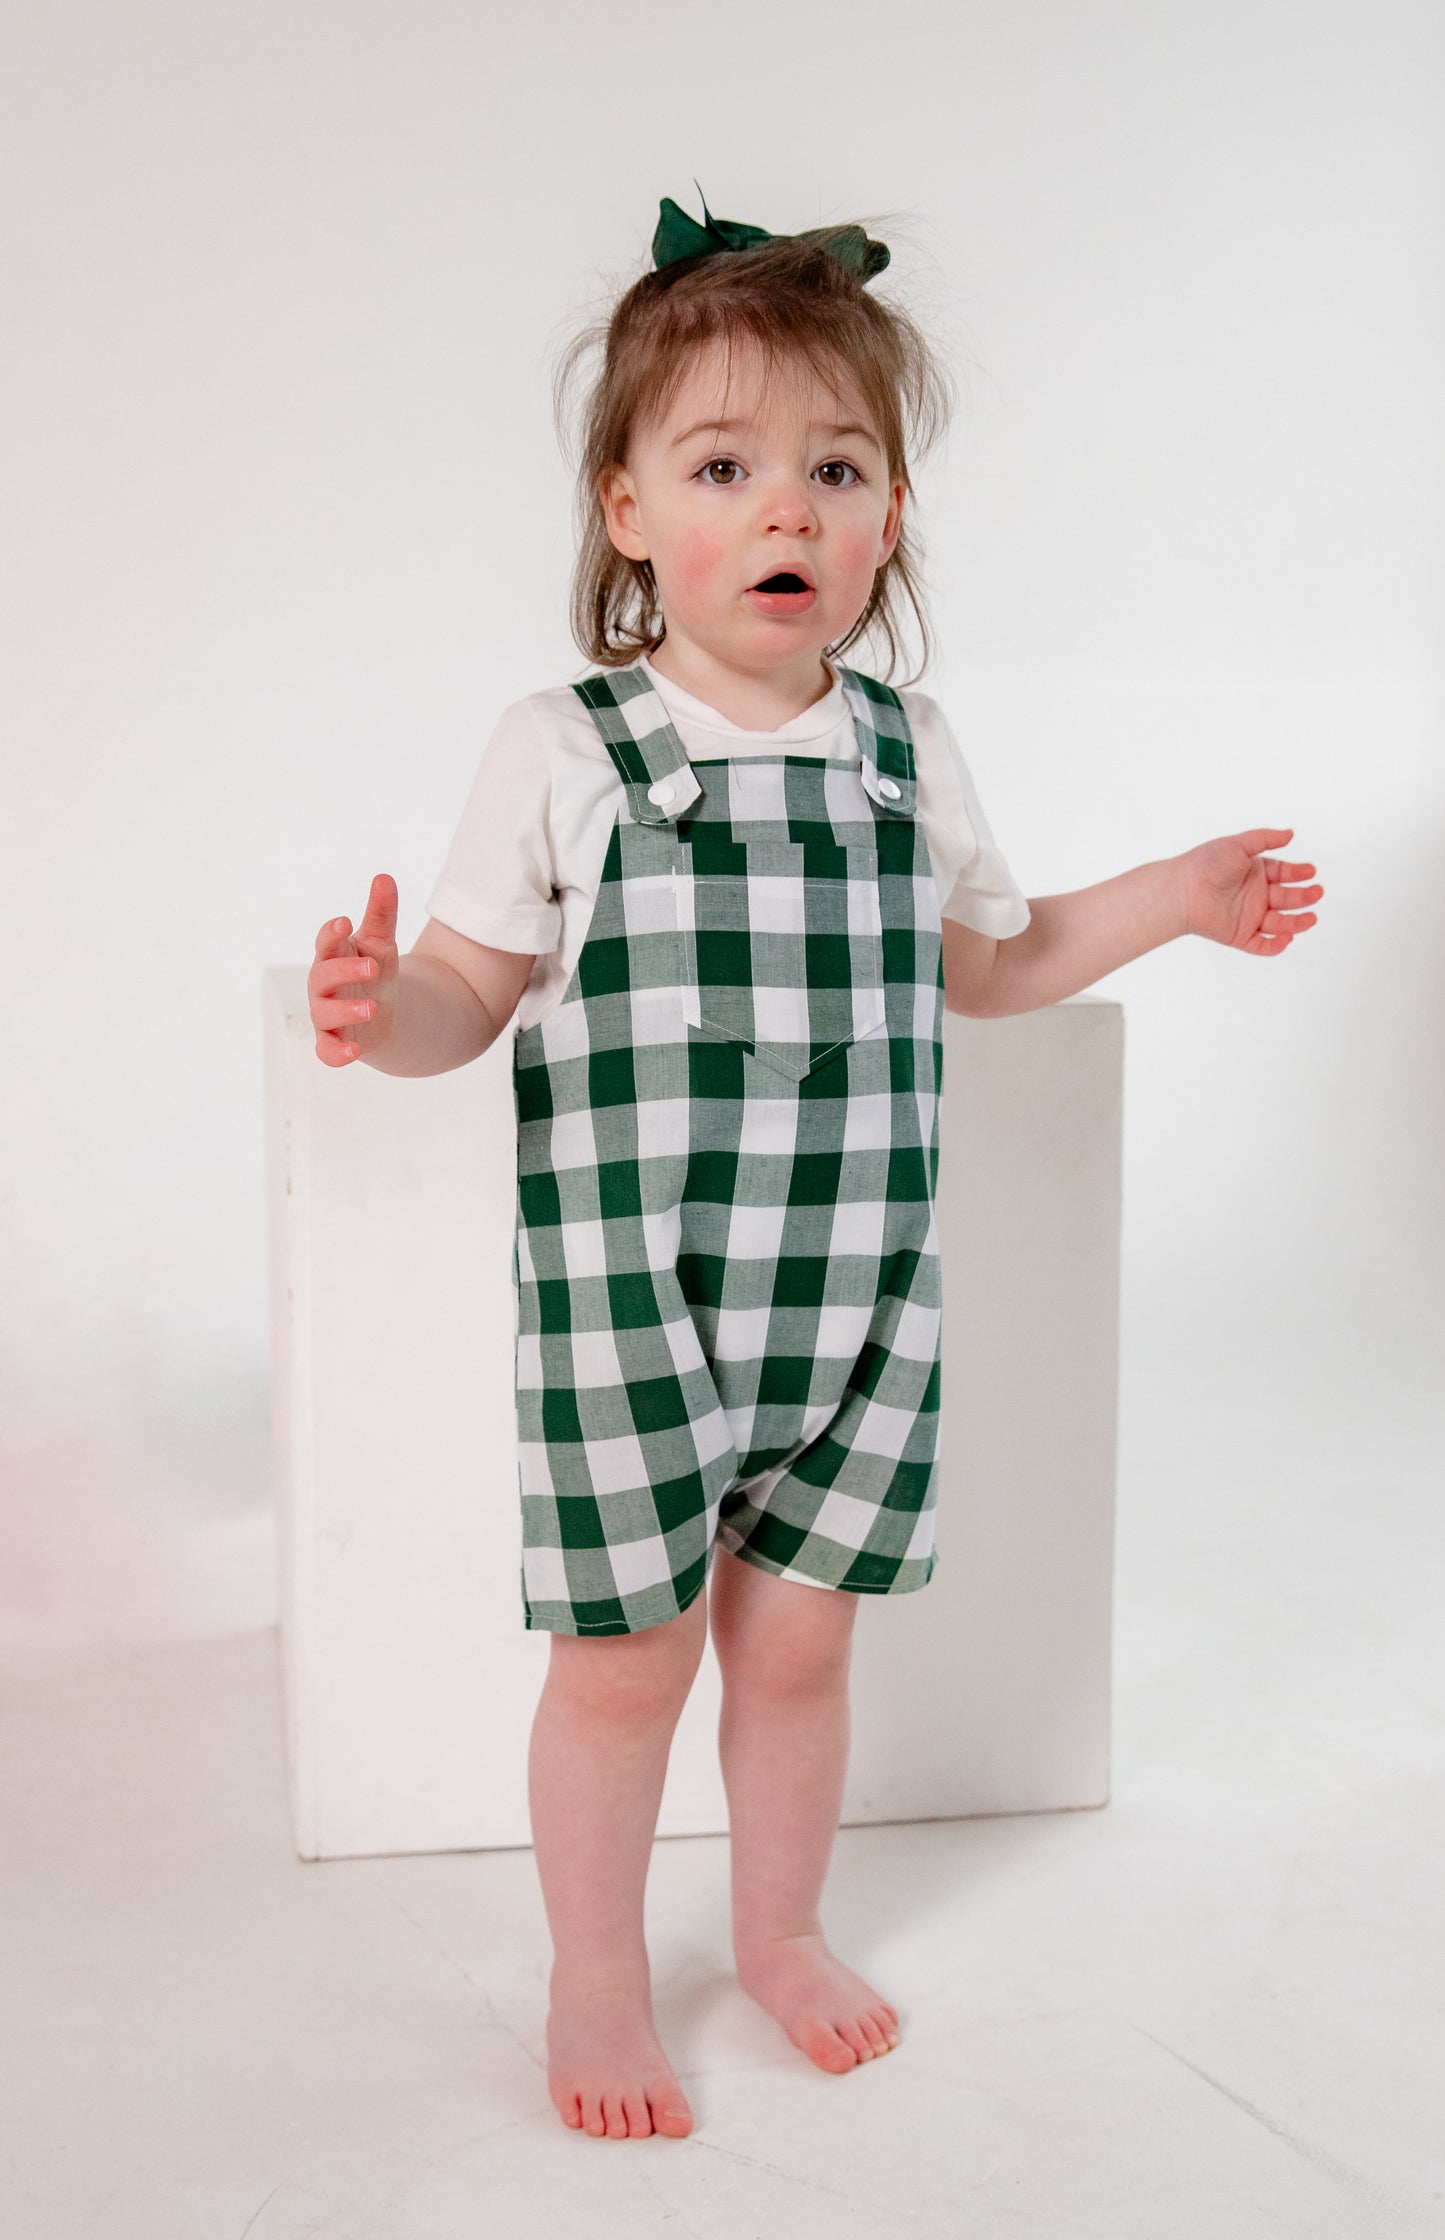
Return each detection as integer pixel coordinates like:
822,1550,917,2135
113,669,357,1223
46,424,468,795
717,1622,853,1704
546,1596,707,1726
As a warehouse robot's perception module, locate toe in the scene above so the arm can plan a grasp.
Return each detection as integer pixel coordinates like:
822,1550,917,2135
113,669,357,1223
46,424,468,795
651,2089,694,2136
602,2092,629,2138
859,2013,889,2055
839,2020,874,2061
622,2089,653,2138
580,2091,606,2137
799,2017,856,2072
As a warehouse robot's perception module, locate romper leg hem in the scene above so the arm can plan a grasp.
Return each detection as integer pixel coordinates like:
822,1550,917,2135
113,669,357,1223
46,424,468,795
521,1565,712,1638
715,1527,938,1598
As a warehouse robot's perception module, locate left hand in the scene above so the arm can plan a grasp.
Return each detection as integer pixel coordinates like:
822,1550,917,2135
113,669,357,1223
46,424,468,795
1178,828,1324,954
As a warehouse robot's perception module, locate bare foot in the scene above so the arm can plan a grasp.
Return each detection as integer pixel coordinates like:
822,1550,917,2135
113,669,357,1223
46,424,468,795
545,1975,694,2138
735,1932,902,2074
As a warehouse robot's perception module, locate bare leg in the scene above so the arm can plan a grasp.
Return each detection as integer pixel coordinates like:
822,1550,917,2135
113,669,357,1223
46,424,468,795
708,1545,901,2072
528,1589,708,2138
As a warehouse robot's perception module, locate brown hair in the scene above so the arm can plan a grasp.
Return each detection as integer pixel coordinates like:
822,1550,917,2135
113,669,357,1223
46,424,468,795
550,219,957,687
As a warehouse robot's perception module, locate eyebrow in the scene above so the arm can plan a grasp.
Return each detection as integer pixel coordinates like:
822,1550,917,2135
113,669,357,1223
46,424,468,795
668,416,882,453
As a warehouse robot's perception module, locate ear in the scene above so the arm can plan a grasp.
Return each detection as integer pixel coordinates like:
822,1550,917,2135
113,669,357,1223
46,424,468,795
878,477,906,568
598,463,649,562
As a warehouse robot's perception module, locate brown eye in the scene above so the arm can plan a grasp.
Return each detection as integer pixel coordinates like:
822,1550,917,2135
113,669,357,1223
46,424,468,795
816,460,861,489
700,457,742,486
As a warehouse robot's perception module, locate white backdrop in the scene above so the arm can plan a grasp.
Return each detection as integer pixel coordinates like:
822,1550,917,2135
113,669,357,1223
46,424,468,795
3,0,1441,1654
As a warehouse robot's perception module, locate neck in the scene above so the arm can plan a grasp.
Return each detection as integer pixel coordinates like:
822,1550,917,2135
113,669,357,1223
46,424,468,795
643,639,836,732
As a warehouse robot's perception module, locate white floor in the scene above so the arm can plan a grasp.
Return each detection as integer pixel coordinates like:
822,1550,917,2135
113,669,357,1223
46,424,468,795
4,1311,1443,2239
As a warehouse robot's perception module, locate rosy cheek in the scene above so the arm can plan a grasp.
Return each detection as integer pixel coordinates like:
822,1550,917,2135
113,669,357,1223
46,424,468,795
670,528,730,601
836,528,883,585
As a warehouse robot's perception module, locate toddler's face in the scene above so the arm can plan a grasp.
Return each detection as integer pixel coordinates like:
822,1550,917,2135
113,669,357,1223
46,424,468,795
600,339,904,682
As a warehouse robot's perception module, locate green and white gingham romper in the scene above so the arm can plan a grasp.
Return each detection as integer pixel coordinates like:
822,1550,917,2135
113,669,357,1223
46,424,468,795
512,660,944,1635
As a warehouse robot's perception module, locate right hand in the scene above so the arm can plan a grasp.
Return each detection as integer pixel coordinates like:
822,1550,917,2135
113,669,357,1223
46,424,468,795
308,873,400,1066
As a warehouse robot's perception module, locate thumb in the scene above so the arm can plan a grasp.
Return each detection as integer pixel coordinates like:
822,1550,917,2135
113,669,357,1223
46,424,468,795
358,871,399,941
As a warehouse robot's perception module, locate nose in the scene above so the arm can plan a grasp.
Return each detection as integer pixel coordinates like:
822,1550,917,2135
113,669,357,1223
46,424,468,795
757,468,819,536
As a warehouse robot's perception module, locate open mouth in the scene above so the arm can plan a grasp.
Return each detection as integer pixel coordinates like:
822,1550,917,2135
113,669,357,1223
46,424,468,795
746,570,817,612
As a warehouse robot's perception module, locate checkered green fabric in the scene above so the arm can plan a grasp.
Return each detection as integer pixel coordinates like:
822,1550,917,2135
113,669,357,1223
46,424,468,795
512,659,945,1634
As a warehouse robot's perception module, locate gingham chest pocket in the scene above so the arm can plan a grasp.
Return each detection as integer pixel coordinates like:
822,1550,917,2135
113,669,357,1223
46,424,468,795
676,821,887,1082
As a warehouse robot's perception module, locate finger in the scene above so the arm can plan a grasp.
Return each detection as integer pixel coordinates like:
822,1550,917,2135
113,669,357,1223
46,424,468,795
1249,914,1320,951
1268,882,1323,908
358,873,399,939
313,992,377,1030
1259,858,1316,884
1242,828,1295,854
315,913,357,960
312,955,380,995
314,1027,362,1065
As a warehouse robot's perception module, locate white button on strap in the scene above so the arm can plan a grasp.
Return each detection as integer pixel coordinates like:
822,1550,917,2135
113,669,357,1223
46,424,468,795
647,779,676,806
877,776,902,801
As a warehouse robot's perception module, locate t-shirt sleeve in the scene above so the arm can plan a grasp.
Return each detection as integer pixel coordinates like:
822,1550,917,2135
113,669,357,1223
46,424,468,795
908,693,1032,938
424,698,561,955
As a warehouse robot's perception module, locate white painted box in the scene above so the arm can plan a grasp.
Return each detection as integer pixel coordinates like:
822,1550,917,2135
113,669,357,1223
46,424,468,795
263,970,1121,1860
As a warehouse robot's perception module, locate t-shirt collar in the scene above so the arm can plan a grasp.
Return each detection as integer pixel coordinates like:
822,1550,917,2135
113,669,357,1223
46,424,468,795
636,651,846,744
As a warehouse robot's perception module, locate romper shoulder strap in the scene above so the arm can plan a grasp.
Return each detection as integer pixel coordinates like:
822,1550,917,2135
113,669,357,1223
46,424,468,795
833,664,918,817
571,666,702,825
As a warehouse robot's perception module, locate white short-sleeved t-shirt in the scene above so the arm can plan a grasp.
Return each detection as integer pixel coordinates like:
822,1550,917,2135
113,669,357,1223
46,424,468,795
425,651,1031,1034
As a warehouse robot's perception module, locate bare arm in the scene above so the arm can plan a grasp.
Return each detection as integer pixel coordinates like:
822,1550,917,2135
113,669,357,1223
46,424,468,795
364,920,536,1076
945,860,1187,1020
944,830,1323,1020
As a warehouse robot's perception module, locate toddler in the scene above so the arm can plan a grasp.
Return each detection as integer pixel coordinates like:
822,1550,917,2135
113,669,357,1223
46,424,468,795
306,192,1323,2142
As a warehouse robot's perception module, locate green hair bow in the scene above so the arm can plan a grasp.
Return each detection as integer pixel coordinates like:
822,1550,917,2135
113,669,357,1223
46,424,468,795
651,184,890,283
